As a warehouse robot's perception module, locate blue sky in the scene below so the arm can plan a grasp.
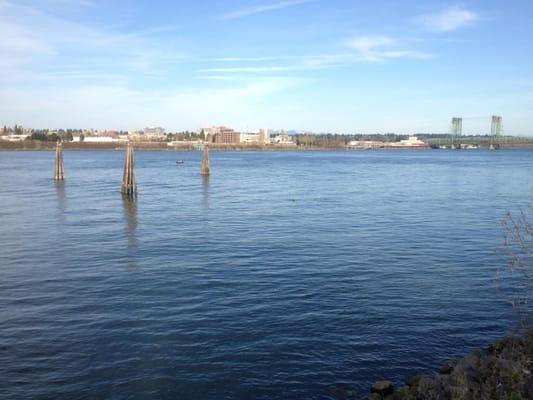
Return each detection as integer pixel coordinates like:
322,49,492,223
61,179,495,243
1,0,532,135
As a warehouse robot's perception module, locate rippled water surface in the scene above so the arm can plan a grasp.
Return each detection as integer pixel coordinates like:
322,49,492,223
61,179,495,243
0,149,532,399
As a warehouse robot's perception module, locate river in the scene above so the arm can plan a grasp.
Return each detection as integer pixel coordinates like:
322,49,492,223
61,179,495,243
0,149,531,399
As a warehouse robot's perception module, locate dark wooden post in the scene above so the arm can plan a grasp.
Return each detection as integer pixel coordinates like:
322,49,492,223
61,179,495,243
54,142,65,181
200,143,210,175
121,142,137,196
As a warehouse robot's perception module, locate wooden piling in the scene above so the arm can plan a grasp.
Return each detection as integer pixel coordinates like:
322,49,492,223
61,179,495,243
200,143,210,175
54,141,65,181
121,142,137,196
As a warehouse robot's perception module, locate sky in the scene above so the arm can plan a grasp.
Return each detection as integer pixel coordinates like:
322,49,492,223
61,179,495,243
1,0,532,135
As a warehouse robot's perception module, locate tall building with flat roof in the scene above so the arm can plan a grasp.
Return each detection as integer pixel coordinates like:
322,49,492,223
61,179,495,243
259,128,270,144
216,126,240,144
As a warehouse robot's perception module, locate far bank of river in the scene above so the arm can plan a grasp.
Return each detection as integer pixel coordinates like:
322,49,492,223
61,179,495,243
2,140,533,151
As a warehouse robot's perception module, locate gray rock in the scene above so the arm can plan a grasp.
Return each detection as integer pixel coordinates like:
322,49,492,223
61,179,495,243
440,359,457,375
405,374,423,387
367,331,533,400
370,380,394,396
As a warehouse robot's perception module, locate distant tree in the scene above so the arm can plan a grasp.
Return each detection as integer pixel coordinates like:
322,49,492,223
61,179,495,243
30,132,61,142
31,132,47,141
79,133,85,142
200,129,205,141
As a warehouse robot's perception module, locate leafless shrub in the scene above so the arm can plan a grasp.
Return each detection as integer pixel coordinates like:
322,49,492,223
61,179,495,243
500,205,533,329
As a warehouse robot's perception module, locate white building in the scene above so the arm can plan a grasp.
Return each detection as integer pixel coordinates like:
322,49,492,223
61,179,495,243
0,134,29,141
274,130,295,145
240,132,260,143
397,136,427,147
259,128,270,144
348,136,427,148
83,136,120,143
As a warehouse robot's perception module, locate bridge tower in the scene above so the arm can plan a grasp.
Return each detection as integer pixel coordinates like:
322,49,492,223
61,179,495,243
491,116,503,148
451,117,462,149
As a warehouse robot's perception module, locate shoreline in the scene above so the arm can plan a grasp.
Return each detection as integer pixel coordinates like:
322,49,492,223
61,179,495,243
1,141,533,152
367,330,533,400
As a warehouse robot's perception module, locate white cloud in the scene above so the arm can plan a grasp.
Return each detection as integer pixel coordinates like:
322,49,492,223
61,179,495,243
0,1,188,85
219,0,312,20
346,35,393,52
344,35,431,62
210,56,284,62
416,5,479,32
0,77,304,130
200,66,298,73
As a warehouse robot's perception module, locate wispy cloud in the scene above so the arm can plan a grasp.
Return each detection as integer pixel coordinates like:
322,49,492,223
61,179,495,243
415,5,479,32
198,37,431,78
219,0,312,20
344,35,431,62
210,56,286,62
200,66,297,73
0,1,188,84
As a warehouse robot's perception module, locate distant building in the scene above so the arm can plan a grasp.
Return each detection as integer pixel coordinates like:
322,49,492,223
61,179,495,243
82,128,97,137
127,127,166,142
83,136,119,143
240,132,260,143
99,130,120,138
0,134,29,141
348,136,427,149
144,126,166,137
0,124,30,141
397,136,427,147
216,126,240,144
273,129,295,145
259,128,270,144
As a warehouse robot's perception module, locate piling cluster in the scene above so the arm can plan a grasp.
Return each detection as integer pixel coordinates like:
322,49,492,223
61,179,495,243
200,143,210,175
121,142,137,196
54,142,65,181
53,141,210,194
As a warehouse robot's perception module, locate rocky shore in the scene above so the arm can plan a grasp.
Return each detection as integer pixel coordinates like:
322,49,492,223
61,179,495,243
368,330,533,400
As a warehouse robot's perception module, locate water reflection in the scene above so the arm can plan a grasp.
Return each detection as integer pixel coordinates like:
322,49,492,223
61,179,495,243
122,195,139,250
201,174,210,212
55,181,67,224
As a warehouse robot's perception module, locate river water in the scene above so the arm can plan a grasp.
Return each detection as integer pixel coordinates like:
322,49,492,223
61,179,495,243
0,149,532,399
